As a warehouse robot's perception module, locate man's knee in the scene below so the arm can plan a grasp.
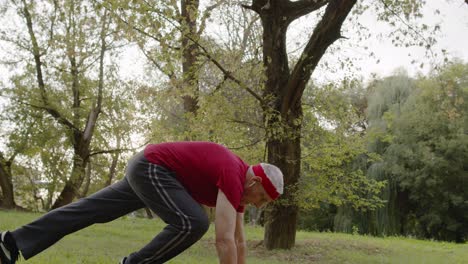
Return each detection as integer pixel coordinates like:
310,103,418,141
190,214,209,238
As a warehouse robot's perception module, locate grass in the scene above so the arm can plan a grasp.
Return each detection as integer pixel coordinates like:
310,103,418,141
1,210,467,263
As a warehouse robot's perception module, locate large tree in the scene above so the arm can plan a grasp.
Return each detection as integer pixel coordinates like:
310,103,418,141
239,0,358,249
1,0,121,208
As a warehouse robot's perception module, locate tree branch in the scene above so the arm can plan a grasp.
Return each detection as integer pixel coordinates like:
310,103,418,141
284,0,356,113
240,4,254,11
83,10,108,144
197,46,263,103
285,0,329,21
228,138,263,150
241,0,268,16
197,0,224,36
17,101,80,131
21,0,47,105
101,0,180,51
378,0,436,60
88,148,129,157
21,0,79,133
240,14,260,54
140,47,176,80
89,140,150,157
209,75,228,95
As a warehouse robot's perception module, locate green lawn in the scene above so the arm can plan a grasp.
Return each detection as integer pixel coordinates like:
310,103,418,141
1,210,466,263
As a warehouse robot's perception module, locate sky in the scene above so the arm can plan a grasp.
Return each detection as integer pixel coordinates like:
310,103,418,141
350,1,468,80
281,1,468,84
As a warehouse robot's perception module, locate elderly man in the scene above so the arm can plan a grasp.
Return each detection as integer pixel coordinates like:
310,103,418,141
1,141,284,264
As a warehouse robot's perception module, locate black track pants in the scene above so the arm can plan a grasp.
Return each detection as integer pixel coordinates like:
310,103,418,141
11,151,209,263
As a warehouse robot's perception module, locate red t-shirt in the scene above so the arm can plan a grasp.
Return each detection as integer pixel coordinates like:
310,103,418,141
144,142,249,212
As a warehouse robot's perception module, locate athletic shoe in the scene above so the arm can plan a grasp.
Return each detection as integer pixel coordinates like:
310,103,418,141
119,256,127,264
0,231,19,264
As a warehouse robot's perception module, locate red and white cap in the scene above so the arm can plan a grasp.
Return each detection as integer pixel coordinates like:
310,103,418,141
252,163,284,200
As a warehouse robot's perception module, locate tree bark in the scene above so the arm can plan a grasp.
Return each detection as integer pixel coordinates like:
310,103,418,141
181,0,200,115
263,106,302,249
245,0,357,249
79,161,92,198
51,154,87,209
105,152,120,187
0,152,16,209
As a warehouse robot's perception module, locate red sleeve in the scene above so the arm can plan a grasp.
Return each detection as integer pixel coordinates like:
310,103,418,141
217,169,245,213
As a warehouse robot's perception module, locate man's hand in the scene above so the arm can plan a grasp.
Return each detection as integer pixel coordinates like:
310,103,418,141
215,190,238,264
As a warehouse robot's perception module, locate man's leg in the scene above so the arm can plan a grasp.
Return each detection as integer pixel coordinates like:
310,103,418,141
10,177,145,259
125,157,209,264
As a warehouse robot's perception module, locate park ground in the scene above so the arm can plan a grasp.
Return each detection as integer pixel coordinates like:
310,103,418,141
0,211,467,264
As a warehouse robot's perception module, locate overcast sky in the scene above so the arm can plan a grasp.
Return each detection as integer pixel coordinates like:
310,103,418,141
350,1,468,80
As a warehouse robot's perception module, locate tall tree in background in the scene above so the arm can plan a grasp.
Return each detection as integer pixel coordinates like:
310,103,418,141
241,0,358,249
334,72,415,236
4,0,115,209
333,62,467,242
386,62,468,242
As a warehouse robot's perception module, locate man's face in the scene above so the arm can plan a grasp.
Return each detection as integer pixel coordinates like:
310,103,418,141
241,180,273,208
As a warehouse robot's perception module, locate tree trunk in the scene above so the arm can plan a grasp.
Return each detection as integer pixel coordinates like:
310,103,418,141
79,161,92,198
51,154,87,209
105,152,119,187
181,0,200,115
244,0,356,249
264,106,302,249
254,0,298,249
0,154,16,209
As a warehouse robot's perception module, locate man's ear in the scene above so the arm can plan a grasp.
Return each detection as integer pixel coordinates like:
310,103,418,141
247,176,262,188
253,176,262,183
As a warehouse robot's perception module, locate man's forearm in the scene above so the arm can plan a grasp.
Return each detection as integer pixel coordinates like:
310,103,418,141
236,240,247,264
216,239,238,264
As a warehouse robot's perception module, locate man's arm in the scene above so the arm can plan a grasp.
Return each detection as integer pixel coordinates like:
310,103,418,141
235,213,246,264
215,190,237,264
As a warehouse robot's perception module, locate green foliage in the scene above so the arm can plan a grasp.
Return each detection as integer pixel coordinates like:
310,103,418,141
334,71,416,236
335,62,468,242
384,62,468,242
299,80,385,212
